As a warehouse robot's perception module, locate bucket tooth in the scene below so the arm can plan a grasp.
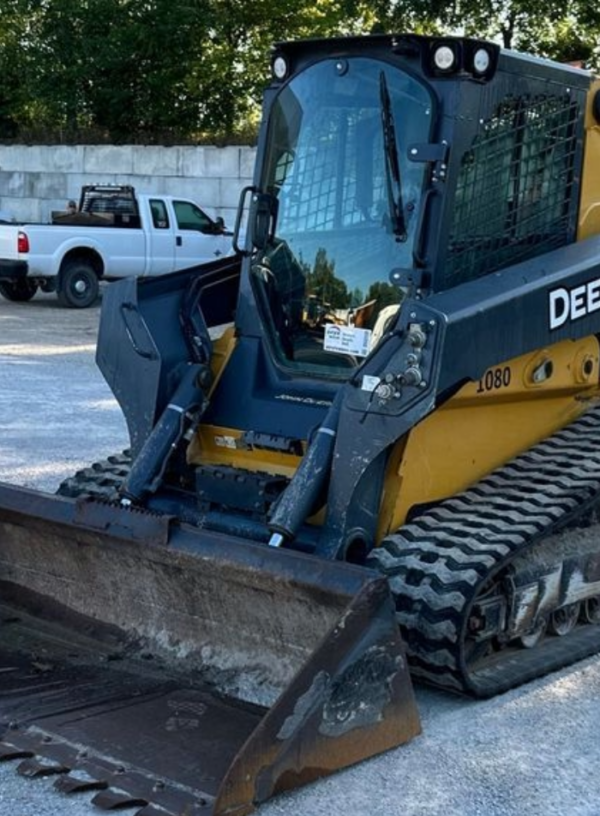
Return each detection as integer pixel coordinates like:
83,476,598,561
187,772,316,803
0,742,34,761
17,756,70,777
91,788,149,810
54,769,109,793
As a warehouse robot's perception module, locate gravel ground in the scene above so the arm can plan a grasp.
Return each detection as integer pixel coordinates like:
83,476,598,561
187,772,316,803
1,290,600,816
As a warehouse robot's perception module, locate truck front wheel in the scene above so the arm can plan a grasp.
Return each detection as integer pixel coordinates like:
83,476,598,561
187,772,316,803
57,261,100,308
0,279,38,302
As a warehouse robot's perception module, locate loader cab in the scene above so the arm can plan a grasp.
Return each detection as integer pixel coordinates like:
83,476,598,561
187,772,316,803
238,35,586,380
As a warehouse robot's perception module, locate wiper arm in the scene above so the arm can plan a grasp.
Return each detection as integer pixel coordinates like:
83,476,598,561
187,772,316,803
379,71,407,242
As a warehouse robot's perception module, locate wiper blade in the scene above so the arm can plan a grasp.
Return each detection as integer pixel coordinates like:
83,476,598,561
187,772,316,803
379,71,407,242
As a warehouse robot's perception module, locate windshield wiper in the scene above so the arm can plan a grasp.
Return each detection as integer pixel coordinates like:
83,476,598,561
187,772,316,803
379,71,407,242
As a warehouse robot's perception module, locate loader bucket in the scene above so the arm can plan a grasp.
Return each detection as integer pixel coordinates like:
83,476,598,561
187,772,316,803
0,483,420,816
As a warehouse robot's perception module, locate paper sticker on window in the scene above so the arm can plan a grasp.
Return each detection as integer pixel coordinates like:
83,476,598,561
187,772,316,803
324,324,372,357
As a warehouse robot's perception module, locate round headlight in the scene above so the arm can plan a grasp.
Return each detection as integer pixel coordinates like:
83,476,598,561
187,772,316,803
273,56,288,80
433,45,456,72
473,48,491,74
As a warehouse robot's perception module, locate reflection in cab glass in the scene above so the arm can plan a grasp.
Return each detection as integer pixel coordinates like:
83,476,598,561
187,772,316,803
252,57,432,375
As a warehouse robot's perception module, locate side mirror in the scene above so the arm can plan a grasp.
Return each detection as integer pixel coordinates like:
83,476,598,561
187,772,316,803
249,192,278,251
215,216,225,234
233,187,278,255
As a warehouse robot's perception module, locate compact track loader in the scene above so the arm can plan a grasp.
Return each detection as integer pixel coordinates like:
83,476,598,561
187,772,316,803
3,32,600,815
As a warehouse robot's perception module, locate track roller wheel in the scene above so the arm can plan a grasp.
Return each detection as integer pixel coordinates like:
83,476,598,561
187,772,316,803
583,597,600,625
549,603,581,636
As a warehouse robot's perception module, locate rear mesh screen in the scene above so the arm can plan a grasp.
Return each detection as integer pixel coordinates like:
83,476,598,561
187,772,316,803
445,93,581,286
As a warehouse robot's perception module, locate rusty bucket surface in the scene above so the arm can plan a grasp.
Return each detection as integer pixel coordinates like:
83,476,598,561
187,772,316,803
0,482,420,815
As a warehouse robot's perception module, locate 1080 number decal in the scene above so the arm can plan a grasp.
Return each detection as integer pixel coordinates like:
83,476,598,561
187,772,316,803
476,366,512,393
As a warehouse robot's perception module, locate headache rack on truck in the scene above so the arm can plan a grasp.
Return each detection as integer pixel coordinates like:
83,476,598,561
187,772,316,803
52,185,141,228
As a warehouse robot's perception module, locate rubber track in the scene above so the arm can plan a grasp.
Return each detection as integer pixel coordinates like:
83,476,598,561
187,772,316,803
369,404,600,697
56,450,131,500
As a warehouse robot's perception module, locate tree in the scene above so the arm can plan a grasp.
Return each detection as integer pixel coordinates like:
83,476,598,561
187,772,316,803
306,247,350,309
0,0,599,141
198,0,379,135
367,281,401,310
20,0,214,140
372,0,600,63
0,0,33,137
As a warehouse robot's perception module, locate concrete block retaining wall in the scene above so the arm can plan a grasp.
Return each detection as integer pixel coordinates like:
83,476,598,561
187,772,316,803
0,144,257,226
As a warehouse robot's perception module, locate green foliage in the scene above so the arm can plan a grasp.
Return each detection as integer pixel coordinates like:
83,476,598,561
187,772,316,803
306,247,350,309
377,0,599,61
2,0,215,141
0,0,598,142
367,281,402,310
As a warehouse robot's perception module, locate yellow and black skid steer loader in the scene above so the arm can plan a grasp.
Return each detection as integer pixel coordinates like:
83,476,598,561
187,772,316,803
3,32,600,815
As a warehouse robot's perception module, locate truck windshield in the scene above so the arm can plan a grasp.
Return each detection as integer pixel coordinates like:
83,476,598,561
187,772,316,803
256,57,432,375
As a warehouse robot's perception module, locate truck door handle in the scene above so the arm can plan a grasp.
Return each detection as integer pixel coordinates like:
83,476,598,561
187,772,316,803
176,236,182,246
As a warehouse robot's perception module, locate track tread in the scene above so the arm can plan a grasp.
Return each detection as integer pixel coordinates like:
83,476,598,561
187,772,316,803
56,450,131,500
369,404,600,696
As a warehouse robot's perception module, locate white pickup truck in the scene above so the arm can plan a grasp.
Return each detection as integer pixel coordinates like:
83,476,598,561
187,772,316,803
0,185,237,307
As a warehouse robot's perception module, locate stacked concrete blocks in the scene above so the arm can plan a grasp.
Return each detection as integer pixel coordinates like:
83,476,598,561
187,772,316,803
0,144,257,226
